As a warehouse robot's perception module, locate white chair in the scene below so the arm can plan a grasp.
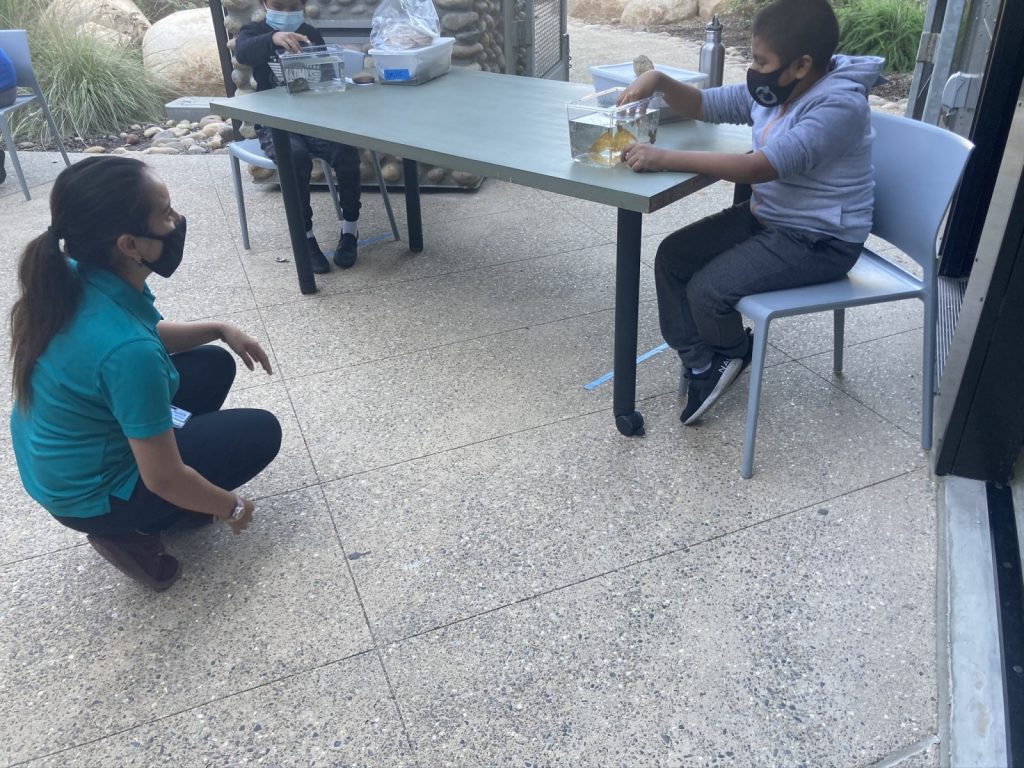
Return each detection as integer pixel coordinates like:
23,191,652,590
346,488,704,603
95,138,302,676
734,111,974,478
0,29,70,201
228,138,400,250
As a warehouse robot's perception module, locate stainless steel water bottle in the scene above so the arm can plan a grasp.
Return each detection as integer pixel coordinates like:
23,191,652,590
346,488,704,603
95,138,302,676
698,14,725,88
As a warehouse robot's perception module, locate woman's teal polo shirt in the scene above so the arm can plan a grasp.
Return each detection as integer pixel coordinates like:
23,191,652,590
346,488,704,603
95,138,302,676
10,264,180,519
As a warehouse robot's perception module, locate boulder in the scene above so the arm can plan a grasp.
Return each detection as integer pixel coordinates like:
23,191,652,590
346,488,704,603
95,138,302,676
620,0,697,25
46,0,150,45
78,21,136,47
567,0,630,23
143,8,226,97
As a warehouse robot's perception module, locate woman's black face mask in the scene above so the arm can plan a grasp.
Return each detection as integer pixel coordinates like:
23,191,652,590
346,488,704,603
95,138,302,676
139,216,187,278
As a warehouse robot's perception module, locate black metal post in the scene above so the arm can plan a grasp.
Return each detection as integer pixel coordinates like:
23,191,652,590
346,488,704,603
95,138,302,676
271,127,317,295
402,158,423,252
613,208,645,437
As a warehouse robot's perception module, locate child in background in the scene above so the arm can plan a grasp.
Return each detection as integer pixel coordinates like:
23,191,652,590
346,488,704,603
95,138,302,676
0,46,17,185
235,0,363,272
617,0,882,425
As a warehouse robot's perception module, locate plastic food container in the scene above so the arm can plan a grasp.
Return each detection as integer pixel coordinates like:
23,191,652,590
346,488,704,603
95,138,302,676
566,87,660,166
368,37,455,85
589,62,707,122
278,44,345,94
589,62,708,93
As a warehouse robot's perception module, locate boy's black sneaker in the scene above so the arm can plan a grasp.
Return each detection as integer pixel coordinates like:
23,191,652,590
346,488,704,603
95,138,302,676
334,232,358,269
307,236,330,274
679,328,755,425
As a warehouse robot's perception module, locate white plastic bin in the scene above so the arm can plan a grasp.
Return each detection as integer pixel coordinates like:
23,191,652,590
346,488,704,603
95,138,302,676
589,62,708,93
589,63,707,122
368,37,455,85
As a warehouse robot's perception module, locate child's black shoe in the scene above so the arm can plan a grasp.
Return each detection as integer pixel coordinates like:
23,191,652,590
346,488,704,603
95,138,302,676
680,353,744,426
308,236,331,274
334,232,358,269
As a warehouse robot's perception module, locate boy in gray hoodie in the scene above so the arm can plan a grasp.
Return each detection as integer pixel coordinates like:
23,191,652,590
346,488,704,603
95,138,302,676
618,0,883,425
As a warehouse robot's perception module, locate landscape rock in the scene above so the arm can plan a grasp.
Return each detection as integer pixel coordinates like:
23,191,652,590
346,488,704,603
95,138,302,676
143,8,226,96
46,0,150,44
620,0,698,26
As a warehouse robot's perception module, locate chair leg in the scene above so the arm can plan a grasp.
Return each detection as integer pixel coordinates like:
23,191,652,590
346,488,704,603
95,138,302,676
740,322,772,479
370,150,400,241
1,116,30,200
229,154,251,250
833,308,845,375
921,294,937,449
39,101,70,167
320,159,344,222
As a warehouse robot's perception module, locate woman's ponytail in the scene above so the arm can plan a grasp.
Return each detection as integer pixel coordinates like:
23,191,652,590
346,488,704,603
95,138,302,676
10,231,82,406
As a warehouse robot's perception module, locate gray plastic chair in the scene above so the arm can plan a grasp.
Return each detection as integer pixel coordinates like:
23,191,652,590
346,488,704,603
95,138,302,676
0,29,70,200
733,111,974,478
228,138,399,250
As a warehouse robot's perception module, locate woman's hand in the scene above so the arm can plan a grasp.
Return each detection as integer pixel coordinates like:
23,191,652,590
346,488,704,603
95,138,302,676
621,143,668,173
220,326,273,374
226,497,255,535
272,31,310,53
616,70,664,107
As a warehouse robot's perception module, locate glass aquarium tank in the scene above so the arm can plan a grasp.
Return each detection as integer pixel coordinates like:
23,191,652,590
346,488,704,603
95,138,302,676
567,87,661,167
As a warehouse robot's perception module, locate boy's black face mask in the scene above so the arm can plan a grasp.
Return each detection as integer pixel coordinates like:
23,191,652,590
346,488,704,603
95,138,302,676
139,216,187,278
746,64,800,107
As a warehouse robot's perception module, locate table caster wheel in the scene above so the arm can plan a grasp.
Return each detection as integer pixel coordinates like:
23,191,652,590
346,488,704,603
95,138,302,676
615,411,645,437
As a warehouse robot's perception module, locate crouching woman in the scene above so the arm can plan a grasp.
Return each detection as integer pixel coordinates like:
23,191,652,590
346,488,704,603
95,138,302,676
9,156,282,591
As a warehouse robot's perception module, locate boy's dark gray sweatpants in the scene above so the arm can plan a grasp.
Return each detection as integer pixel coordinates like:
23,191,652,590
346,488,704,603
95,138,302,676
257,127,362,229
655,202,862,370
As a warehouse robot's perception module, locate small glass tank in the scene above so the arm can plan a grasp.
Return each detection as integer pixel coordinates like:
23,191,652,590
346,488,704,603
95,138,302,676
567,87,661,167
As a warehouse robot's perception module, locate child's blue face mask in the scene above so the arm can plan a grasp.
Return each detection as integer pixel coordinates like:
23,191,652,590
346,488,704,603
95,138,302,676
265,9,304,32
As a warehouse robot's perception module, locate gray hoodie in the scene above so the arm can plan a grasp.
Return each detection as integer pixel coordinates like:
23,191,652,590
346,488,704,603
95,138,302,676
701,55,885,243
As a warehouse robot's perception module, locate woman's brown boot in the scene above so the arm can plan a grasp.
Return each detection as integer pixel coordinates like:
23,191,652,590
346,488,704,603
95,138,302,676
86,531,181,591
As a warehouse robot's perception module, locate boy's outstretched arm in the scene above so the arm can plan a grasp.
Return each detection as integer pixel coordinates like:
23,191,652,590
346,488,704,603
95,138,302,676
616,70,703,121
235,24,311,66
621,145,777,184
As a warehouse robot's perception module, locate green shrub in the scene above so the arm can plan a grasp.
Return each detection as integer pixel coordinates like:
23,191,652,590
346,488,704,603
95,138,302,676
0,0,45,28
837,0,925,72
9,17,171,142
727,0,770,23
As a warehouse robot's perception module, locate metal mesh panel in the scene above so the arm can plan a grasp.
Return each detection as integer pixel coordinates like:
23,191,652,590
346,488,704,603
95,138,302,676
533,0,562,77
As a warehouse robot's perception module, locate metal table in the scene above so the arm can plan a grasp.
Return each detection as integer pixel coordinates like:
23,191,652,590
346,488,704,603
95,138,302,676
211,68,751,437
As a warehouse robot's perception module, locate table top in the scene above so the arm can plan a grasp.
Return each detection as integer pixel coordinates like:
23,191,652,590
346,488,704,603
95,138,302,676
211,68,752,214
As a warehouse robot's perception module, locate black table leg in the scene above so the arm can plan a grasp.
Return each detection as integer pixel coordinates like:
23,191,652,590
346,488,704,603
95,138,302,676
614,208,645,437
271,127,316,295
402,158,423,252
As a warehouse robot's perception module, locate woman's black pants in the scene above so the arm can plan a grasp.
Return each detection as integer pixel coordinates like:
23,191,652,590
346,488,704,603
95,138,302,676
57,345,282,536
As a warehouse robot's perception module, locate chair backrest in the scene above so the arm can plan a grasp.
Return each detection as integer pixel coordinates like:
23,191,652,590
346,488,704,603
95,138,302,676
870,111,973,274
0,30,40,92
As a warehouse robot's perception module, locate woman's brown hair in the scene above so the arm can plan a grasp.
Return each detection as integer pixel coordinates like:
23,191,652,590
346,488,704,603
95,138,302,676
10,156,154,406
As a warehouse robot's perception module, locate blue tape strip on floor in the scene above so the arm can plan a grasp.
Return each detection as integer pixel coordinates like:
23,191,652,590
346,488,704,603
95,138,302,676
360,232,395,246
584,342,669,390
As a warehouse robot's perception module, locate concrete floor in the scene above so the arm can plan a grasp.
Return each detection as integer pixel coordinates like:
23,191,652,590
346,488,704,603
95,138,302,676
0,24,941,768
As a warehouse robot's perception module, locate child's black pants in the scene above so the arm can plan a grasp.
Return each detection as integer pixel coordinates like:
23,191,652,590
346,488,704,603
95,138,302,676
258,127,362,227
654,202,862,370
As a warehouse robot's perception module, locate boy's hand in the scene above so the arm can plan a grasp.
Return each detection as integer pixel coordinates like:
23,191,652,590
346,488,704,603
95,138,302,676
621,143,667,173
616,70,663,107
272,30,310,53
